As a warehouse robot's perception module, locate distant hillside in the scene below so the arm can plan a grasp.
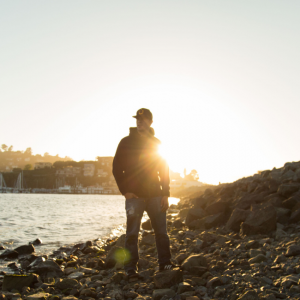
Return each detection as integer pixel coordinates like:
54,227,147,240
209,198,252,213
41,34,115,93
0,144,72,172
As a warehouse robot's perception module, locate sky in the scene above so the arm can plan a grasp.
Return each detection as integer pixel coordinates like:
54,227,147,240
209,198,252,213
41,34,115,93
1,1,299,184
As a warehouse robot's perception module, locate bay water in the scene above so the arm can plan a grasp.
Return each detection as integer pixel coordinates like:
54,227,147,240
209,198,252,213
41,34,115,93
0,194,179,272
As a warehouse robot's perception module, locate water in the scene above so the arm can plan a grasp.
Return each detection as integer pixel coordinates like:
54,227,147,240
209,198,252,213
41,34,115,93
0,194,179,272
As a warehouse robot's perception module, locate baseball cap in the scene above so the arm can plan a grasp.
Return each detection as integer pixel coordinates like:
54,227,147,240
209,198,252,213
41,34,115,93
132,108,153,120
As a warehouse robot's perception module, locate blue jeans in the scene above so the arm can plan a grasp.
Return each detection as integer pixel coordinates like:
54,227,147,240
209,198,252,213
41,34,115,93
124,196,171,272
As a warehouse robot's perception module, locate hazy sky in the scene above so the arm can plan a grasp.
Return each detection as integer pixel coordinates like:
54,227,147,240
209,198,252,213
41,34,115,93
1,1,299,184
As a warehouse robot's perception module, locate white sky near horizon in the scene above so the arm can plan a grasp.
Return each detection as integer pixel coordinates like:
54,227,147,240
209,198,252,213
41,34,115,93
0,1,300,184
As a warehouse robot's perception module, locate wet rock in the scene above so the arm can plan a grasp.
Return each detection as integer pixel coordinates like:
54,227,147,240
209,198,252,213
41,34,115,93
173,219,184,229
175,253,189,265
61,297,78,300
111,272,126,283
153,268,182,288
206,277,223,289
152,289,175,300
226,208,250,232
180,291,196,299
80,288,97,298
142,219,152,230
54,278,78,290
124,291,139,298
14,244,35,256
0,250,18,260
2,274,38,292
29,239,42,246
240,205,277,235
285,245,300,257
0,245,5,250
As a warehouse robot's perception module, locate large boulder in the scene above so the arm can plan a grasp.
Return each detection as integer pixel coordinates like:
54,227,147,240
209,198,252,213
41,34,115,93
282,195,300,209
140,234,155,246
153,268,182,288
185,208,207,227
141,219,152,230
226,208,250,232
240,205,277,235
2,274,39,292
278,183,300,197
54,278,78,290
203,212,226,229
205,201,226,215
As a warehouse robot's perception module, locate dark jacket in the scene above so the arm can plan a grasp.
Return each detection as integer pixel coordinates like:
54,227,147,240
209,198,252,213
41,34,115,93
112,127,170,198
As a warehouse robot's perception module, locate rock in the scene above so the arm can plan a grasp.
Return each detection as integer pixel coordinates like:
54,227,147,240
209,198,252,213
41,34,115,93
282,196,300,209
2,274,38,292
226,208,250,232
140,234,155,246
181,254,208,273
180,291,196,299
289,207,300,223
80,288,97,298
205,201,226,215
30,260,63,280
124,291,139,298
285,245,300,257
0,250,18,259
187,266,207,276
248,254,267,264
115,234,126,247
142,219,152,230
111,272,126,283
278,183,300,197
179,208,190,221
240,205,277,235
177,282,194,294
237,290,260,300
54,278,78,290
173,219,184,228
14,244,35,256
138,258,148,269
27,293,50,300
29,239,42,246
206,277,223,288
275,207,291,224
152,289,175,300
203,212,226,229
0,245,5,250
105,246,125,268
175,253,189,265
61,297,78,300
185,208,206,227
153,268,182,288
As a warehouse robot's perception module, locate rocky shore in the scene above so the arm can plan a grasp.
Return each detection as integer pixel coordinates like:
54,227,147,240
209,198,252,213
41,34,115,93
1,161,300,300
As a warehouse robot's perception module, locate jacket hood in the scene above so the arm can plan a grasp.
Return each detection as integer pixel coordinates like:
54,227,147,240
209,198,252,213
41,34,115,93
129,127,155,137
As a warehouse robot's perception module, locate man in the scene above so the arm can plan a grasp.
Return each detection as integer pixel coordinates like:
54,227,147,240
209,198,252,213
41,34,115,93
113,108,174,278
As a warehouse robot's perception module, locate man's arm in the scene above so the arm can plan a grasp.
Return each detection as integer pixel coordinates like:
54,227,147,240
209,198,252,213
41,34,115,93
112,139,128,196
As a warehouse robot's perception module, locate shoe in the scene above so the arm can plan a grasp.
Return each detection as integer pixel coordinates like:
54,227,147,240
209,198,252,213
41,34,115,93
159,262,178,271
126,269,139,279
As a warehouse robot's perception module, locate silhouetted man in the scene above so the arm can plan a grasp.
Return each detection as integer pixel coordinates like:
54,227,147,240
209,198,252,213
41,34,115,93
113,108,174,278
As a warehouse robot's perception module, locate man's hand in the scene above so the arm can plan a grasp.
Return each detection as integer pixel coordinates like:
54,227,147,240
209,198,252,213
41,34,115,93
124,193,138,200
160,196,169,212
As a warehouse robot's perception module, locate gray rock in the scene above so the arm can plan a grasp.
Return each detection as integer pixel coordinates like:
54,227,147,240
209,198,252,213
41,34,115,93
27,293,51,300
153,289,175,300
289,207,300,223
105,246,125,268
248,254,267,264
181,254,208,272
142,219,152,230
177,282,194,294
30,260,63,280
185,208,207,227
68,272,84,280
203,212,226,229
205,201,226,216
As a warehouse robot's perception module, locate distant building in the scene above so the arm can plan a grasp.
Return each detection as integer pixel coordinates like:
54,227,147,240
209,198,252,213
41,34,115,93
34,162,52,169
97,169,108,177
96,156,113,167
170,179,203,189
83,164,95,176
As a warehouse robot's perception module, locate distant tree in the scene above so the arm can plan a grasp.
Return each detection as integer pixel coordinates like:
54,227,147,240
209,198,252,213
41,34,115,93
185,169,199,181
1,144,8,151
44,152,49,157
25,147,32,155
64,156,73,161
24,164,32,170
8,145,13,151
